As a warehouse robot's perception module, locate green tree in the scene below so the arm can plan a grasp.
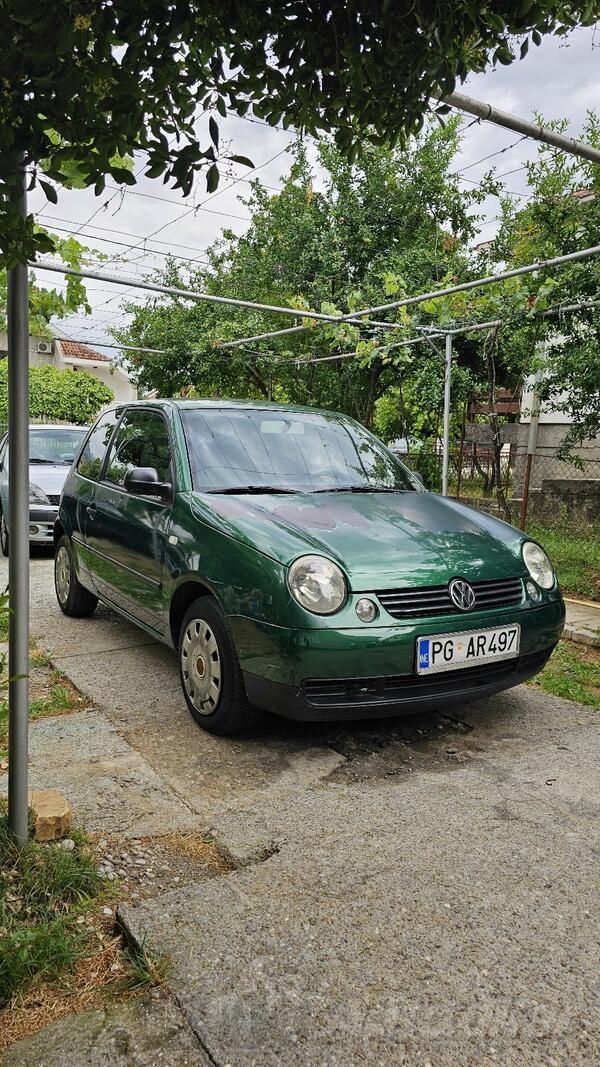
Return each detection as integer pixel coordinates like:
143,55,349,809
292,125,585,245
0,231,91,336
0,363,113,424
2,1,598,265
116,120,488,426
414,112,600,508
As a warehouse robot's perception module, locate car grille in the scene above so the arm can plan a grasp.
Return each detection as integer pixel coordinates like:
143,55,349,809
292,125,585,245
47,495,61,506
376,576,523,619
302,647,551,709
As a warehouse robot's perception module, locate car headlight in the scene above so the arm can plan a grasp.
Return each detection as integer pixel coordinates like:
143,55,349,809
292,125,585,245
288,555,347,615
522,541,555,590
29,483,50,506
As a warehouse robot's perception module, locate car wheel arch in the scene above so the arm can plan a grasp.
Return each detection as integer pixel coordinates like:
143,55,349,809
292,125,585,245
169,578,222,648
54,519,65,548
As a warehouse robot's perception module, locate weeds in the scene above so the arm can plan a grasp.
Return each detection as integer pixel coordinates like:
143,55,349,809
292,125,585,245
531,640,600,709
119,940,172,993
0,801,103,1007
528,524,600,602
0,667,86,761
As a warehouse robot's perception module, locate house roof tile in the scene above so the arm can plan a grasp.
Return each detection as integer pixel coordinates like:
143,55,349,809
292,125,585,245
60,340,111,363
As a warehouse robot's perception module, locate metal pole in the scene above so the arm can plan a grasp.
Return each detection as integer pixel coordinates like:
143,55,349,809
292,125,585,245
444,91,600,166
7,155,30,845
32,244,600,349
519,370,542,530
442,334,452,497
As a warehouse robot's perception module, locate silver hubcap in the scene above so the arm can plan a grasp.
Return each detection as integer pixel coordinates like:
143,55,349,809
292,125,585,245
55,546,71,604
181,620,222,716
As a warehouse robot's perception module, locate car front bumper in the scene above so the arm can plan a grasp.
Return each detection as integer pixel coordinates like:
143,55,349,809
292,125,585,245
29,506,58,544
232,597,565,721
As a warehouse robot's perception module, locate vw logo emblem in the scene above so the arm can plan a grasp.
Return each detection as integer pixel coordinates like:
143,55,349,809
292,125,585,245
449,578,476,612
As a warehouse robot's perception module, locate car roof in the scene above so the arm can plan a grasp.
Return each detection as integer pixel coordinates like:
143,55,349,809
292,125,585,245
27,424,87,431
0,425,87,437
109,398,347,419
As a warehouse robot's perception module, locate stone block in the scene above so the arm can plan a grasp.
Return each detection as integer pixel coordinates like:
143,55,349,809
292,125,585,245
28,788,72,841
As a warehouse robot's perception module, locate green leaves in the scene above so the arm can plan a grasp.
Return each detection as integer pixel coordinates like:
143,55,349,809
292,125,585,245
38,179,58,205
209,116,219,150
2,0,595,265
228,155,255,169
0,363,113,424
206,164,219,193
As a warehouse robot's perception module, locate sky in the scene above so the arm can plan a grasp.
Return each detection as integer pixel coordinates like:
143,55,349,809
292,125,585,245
31,25,600,357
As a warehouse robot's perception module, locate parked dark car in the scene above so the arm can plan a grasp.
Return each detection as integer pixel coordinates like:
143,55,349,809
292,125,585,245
0,424,87,555
54,400,564,735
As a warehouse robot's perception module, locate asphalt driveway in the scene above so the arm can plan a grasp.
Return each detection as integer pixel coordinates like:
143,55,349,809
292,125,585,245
3,555,600,1066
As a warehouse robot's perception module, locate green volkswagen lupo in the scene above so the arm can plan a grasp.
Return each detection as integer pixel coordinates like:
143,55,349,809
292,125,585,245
55,400,564,735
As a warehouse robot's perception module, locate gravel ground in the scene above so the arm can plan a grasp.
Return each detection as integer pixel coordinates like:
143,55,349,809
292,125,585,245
93,831,232,901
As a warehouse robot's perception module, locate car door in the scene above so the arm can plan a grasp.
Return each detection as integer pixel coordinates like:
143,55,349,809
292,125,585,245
85,407,174,634
67,408,123,583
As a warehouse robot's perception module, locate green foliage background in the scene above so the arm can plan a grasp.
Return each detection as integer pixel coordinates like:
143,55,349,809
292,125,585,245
0,364,112,425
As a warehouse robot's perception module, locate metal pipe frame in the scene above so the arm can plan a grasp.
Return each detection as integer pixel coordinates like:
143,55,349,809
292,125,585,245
214,244,600,348
444,91,600,166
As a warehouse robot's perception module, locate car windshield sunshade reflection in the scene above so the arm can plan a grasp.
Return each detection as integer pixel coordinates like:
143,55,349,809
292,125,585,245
28,429,87,465
181,408,418,493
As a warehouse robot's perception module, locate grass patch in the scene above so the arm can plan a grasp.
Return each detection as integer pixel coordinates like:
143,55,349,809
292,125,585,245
0,813,173,1054
0,804,103,1008
0,664,87,762
531,640,600,709
119,940,172,993
528,524,600,602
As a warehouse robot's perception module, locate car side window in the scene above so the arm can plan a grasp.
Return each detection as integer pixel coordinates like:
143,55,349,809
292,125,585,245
104,410,172,490
77,410,121,481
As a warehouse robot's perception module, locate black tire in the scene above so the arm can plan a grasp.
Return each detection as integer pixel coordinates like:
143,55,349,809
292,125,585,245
0,514,8,557
178,596,262,736
54,534,98,618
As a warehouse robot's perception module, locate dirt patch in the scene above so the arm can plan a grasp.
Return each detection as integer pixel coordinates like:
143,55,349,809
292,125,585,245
0,924,130,1057
324,711,475,782
92,830,233,903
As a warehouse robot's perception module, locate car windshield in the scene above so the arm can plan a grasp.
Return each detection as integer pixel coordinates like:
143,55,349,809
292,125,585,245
181,408,419,493
28,428,87,465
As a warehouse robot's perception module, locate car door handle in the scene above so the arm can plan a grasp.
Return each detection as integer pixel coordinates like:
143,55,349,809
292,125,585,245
86,504,97,519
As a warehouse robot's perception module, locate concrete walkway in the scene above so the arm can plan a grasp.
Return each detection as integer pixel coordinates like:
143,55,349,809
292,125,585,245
564,597,600,645
3,558,600,1067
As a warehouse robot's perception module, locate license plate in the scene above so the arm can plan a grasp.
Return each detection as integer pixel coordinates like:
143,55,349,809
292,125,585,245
416,624,520,675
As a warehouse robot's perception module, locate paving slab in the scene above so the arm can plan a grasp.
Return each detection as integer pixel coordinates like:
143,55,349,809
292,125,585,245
120,690,600,1067
2,994,212,1067
563,598,600,645
20,710,198,836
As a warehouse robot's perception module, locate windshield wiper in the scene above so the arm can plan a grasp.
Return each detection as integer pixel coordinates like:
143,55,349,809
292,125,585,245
311,485,410,493
207,485,301,495
29,457,56,464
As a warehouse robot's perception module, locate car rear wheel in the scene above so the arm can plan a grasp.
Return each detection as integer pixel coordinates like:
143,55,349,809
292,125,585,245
0,514,8,557
178,596,262,735
55,535,99,618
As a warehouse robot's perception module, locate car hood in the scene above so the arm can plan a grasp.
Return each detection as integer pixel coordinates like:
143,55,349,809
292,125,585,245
191,490,527,590
28,464,71,495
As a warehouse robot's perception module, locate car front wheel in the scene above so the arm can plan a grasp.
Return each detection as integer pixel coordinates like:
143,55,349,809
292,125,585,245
178,596,262,735
55,535,99,618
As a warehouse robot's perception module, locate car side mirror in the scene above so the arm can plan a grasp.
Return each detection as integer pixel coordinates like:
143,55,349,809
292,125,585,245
411,471,425,486
124,466,172,501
